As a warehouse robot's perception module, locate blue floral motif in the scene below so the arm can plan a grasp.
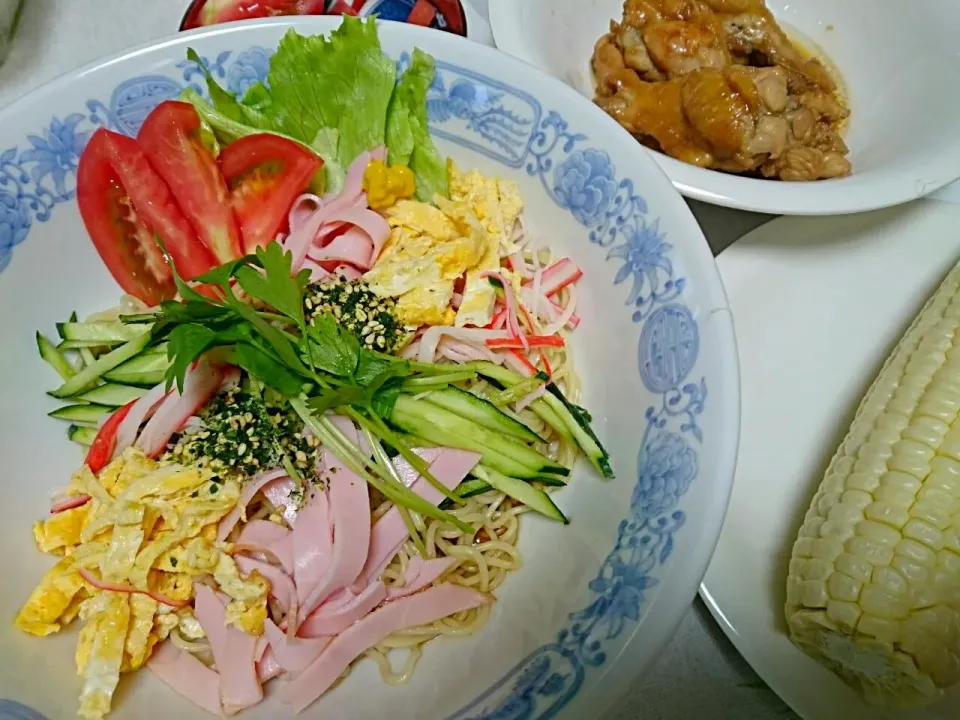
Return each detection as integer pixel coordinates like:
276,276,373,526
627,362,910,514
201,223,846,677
553,149,617,226
427,78,534,161
639,304,699,394
0,43,714,720
19,115,90,198
0,190,30,273
226,47,272,98
608,219,672,306
422,58,540,167
631,431,697,520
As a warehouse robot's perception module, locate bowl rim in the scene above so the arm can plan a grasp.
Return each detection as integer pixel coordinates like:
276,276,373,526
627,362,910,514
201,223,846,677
488,0,960,216
0,14,742,720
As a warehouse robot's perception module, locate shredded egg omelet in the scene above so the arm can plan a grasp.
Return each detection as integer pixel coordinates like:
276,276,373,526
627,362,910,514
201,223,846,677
16,448,265,720
363,162,523,328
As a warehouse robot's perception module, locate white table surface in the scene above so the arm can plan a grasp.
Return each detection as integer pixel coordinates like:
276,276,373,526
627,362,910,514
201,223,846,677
0,1,791,718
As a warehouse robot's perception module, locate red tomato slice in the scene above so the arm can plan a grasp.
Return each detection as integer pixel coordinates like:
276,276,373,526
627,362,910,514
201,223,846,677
77,129,216,305
138,101,242,264
218,134,323,253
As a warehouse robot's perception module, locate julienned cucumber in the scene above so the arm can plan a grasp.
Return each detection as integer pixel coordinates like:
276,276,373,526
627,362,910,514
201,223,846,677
75,383,147,407
56,321,148,344
472,465,567,523
469,363,572,442
390,395,568,480
67,424,97,446
37,332,77,381
542,385,613,479
471,362,613,479
423,386,544,444
454,478,492,498
49,404,112,424
390,405,544,480
58,339,118,350
102,348,171,387
119,313,159,324
50,332,153,398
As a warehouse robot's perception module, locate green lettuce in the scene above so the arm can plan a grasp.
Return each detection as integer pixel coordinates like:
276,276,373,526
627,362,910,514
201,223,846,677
182,16,448,199
386,49,448,202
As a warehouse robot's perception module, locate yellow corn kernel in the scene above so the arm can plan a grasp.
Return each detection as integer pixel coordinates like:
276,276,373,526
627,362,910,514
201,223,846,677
786,262,960,707
363,161,416,210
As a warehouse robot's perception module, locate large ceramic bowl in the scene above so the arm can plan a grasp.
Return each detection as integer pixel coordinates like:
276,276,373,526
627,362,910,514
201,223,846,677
489,0,960,216
0,17,739,720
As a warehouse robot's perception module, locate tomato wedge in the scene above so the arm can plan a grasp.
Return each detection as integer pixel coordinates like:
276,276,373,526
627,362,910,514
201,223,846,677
138,101,242,264
77,129,216,306
218,134,323,253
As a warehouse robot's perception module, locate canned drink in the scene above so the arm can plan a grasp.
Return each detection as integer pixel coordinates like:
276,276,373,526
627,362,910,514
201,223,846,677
183,0,465,36
356,0,466,36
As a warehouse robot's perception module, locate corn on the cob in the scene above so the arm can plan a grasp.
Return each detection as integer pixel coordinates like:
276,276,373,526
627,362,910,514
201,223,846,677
785,262,960,707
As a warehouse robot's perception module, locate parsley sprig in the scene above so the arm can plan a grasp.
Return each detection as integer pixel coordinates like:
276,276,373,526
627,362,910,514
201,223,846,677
149,239,473,534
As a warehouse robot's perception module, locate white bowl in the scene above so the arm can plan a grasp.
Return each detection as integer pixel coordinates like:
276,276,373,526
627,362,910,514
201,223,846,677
0,16,739,720
489,0,960,216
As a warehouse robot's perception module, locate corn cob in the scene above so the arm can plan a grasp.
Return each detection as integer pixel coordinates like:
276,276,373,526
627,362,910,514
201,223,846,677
785,261,960,707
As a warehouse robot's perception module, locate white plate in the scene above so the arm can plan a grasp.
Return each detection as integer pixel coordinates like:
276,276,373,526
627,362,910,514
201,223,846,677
488,0,960,216
700,199,960,720
0,16,739,720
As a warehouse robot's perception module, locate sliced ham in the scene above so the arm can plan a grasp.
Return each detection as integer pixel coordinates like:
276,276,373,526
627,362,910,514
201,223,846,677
303,258,331,282
282,584,492,713
298,581,387,638
262,478,298,526
256,646,282,684
356,449,480,590
263,619,331,674
147,641,224,716
112,381,169,460
390,448,443,488
255,634,269,663
236,556,296,615
387,557,457,600
308,226,374,268
194,585,263,714
335,264,362,281
236,520,295,575
237,519,289,547
285,152,373,272
293,493,333,606
297,418,371,623
316,207,390,268
136,361,224,458
338,150,373,206
285,205,329,273
268,532,295,576
288,193,323,231
217,469,289,541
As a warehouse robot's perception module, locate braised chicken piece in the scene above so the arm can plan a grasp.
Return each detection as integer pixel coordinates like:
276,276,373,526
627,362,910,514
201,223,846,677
592,0,850,181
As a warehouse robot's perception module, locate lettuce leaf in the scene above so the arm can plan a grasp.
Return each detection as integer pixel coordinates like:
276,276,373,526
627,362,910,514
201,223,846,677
386,48,448,201
182,16,447,199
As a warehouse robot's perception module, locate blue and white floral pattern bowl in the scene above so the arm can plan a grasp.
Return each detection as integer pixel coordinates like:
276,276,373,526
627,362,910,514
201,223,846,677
0,17,739,720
